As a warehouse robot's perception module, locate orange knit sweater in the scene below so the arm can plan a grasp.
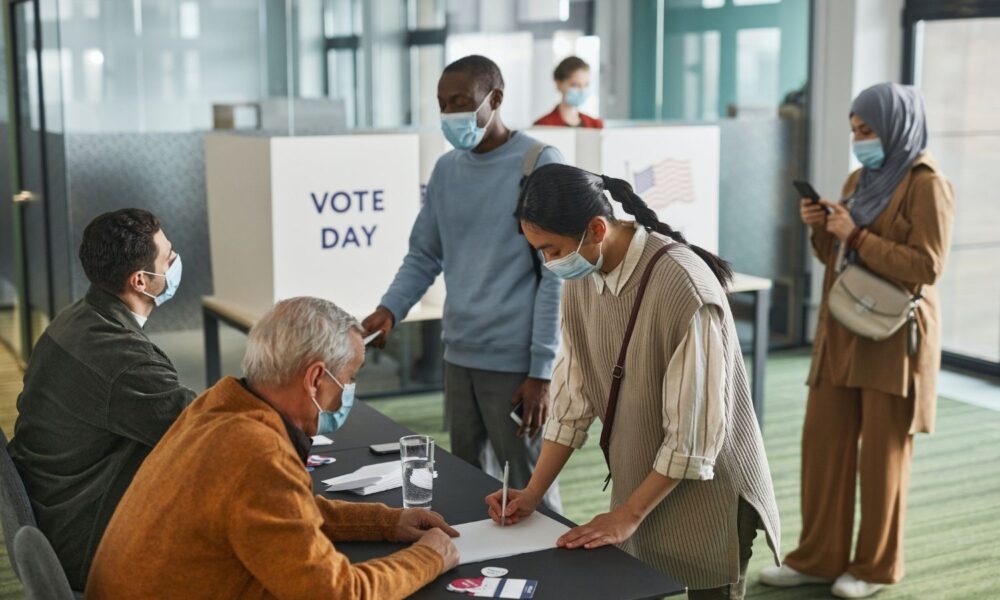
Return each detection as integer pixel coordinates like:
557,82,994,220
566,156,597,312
86,376,442,599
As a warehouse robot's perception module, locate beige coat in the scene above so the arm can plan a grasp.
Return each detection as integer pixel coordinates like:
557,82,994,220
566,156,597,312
808,152,955,433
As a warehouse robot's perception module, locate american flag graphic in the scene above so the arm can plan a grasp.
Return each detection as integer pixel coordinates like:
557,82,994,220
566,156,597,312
631,158,697,211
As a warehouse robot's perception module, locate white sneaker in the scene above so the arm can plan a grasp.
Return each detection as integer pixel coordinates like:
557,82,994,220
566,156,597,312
759,564,831,587
832,573,886,598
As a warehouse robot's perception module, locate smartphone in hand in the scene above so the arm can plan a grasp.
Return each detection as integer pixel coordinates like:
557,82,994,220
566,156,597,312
510,401,525,427
792,180,821,203
793,180,833,214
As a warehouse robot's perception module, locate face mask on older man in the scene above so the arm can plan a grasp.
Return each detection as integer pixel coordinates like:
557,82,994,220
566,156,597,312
310,367,356,435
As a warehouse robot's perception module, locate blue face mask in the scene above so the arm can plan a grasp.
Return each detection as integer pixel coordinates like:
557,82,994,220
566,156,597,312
544,232,603,280
311,367,355,435
564,87,590,107
141,254,182,307
853,138,885,170
441,93,494,150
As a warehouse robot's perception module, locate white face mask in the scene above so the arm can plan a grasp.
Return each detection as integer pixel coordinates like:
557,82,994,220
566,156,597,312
441,93,495,150
544,233,604,280
140,254,182,307
310,367,355,435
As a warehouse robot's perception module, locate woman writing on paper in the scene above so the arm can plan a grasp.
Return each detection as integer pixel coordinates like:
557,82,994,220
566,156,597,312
485,164,781,598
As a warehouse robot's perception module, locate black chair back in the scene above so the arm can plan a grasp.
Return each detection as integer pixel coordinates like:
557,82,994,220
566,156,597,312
0,428,37,577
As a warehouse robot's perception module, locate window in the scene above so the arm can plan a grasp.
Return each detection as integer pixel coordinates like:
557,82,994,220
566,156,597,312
907,8,1000,368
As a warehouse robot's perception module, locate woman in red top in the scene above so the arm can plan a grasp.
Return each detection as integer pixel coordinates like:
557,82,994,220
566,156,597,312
534,56,604,129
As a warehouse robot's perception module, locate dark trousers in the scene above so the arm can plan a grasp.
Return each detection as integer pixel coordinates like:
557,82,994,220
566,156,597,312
687,498,759,600
444,362,562,512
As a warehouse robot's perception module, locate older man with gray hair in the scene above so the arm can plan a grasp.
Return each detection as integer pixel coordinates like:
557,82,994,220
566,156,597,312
87,297,459,600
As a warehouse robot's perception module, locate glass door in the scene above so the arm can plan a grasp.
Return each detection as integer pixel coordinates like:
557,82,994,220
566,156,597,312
3,0,53,360
904,0,1000,374
0,4,19,358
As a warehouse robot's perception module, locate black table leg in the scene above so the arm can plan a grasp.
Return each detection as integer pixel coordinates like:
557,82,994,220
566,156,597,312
204,307,221,389
752,288,770,430
399,322,413,390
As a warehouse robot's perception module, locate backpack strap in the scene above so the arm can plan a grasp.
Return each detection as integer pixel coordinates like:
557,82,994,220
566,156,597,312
521,142,548,182
520,142,550,283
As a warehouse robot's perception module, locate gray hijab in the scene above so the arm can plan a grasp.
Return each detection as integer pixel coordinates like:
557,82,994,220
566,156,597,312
846,82,928,226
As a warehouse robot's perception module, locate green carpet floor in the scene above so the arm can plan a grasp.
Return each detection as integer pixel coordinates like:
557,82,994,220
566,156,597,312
372,351,1000,599
0,351,996,598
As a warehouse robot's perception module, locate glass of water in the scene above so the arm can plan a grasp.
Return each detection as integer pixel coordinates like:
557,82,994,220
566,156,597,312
399,435,434,509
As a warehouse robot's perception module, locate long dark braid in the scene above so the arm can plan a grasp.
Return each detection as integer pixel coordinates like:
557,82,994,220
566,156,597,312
516,164,732,288
600,175,732,287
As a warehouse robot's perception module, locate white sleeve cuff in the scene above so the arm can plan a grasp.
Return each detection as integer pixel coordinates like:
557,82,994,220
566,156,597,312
543,421,588,449
653,446,716,480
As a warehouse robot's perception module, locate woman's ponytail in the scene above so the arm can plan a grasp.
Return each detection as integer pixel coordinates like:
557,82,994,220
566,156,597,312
601,175,733,288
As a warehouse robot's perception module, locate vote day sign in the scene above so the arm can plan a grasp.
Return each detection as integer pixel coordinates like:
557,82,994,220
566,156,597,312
206,132,420,318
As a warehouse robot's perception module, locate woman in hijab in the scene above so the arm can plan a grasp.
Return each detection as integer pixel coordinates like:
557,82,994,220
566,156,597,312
760,83,955,598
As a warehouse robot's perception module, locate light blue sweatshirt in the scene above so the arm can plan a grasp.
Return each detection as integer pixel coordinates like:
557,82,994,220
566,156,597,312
380,132,563,379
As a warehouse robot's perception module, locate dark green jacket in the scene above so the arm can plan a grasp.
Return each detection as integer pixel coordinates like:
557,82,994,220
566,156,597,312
8,287,195,590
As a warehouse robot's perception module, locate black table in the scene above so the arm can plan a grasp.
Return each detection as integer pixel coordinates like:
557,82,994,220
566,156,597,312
309,404,686,600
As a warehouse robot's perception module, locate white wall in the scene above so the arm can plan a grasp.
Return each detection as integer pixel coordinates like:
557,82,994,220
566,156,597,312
852,0,904,94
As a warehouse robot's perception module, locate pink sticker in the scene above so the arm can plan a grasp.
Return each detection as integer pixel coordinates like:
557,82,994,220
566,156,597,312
448,577,484,591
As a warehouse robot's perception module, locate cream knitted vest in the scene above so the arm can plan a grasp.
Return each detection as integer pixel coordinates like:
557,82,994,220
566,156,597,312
561,233,781,588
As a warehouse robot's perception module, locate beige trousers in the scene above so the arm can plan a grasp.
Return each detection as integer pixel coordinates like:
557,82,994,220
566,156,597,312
784,383,914,584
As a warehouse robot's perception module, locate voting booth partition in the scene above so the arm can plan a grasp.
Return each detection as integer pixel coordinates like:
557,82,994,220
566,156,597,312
200,125,781,415
204,124,720,319
571,126,721,253
415,122,719,277
205,132,422,319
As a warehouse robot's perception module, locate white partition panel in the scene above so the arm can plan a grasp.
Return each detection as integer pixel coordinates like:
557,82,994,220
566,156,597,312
206,132,420,318
206,126,719,318
576,126,720,253
205,134,275,316
525,127,578,167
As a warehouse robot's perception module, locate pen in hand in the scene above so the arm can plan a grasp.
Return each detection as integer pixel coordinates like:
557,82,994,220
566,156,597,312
501,461,509,527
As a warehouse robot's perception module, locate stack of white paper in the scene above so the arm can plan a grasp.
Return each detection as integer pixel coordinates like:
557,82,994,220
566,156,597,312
323,461,403,495
452,514,571,565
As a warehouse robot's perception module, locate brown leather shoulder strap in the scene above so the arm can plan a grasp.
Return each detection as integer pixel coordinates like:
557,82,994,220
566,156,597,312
599,242,676,489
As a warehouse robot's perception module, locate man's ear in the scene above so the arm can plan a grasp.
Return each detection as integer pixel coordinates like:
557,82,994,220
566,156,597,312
490,88,504,110
302,361,326,398
127,271,146,293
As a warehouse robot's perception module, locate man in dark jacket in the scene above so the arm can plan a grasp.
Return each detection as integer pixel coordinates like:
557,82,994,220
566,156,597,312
8,208,195,590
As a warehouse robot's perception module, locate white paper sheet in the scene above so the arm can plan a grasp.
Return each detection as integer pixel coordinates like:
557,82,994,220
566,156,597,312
451,514,570,565
323,461,400,491
321,460,438,496
311,435,334,446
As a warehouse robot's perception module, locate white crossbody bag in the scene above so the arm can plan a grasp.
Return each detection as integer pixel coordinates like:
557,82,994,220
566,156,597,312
827,242,921,355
